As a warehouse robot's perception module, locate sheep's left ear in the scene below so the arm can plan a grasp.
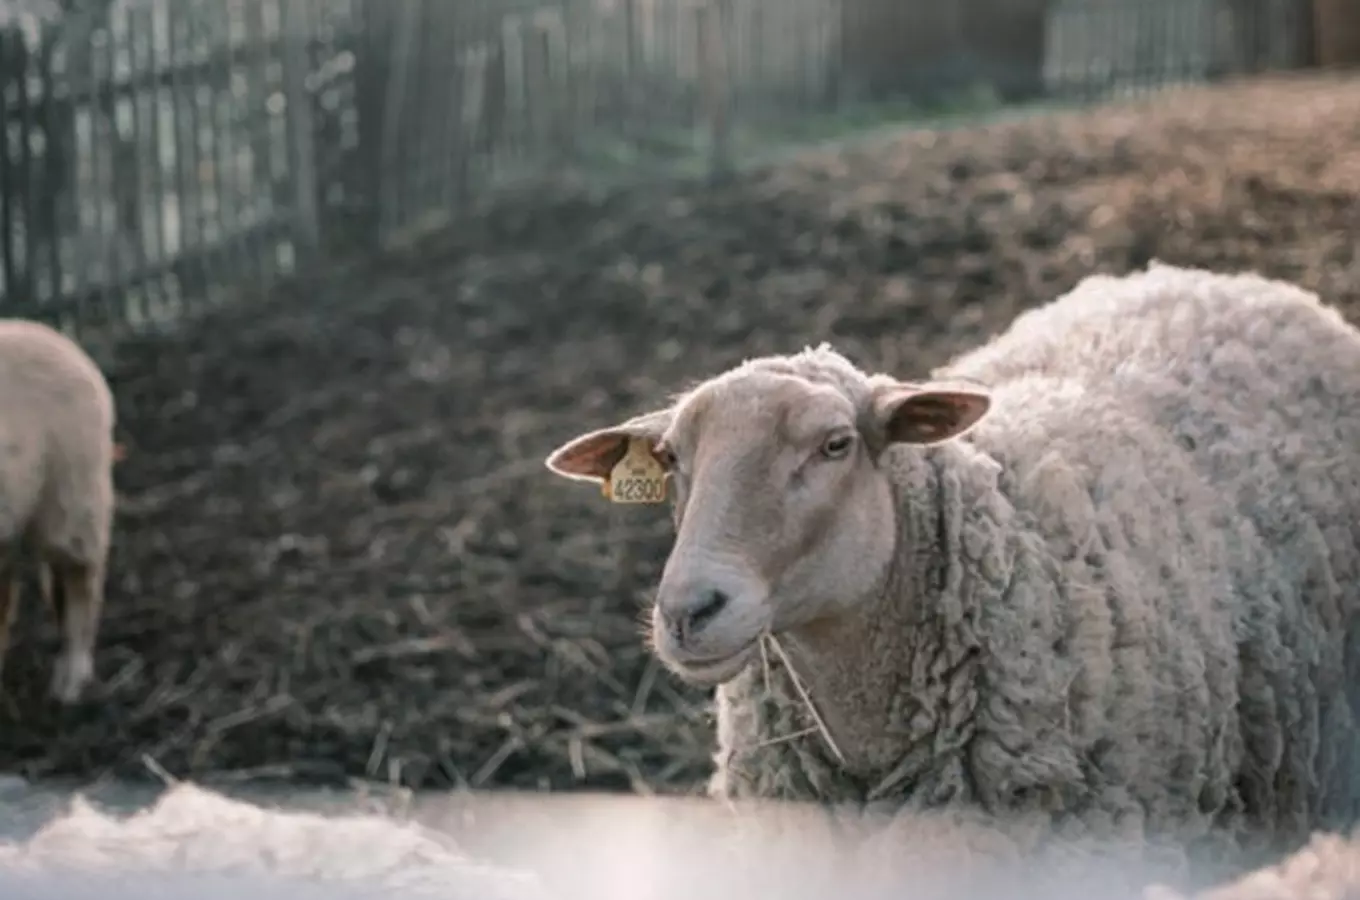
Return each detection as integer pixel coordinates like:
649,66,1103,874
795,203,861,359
871,381,992,446
545,407,674,484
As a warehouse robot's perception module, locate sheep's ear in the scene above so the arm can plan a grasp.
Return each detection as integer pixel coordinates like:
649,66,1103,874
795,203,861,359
545,408,675,484
871,381,992,446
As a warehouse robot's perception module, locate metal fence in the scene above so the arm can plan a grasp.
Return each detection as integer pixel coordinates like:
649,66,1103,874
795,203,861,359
0,0,1334,338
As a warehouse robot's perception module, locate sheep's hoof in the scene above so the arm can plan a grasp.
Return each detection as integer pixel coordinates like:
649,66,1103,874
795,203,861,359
50,652,94,704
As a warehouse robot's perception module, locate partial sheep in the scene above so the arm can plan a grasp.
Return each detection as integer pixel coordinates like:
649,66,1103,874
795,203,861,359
0,319,117,703
545,262,1360,870
0,782,550,900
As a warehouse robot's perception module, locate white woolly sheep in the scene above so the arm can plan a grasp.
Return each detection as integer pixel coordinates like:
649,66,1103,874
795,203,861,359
0,319,116,703
545,262,1360,869
0,782,550,900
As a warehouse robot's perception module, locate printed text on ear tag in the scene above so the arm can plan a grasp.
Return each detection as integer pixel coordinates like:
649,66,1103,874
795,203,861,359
605,437,668,504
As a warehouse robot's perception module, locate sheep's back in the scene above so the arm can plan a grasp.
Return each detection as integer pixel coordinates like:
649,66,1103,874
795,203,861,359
0,321,113,428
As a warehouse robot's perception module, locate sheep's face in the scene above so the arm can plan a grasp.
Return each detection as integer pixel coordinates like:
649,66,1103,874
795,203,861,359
545,351,991,687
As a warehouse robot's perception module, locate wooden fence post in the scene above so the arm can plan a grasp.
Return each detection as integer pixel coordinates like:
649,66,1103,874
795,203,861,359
1315,0,1360,67
280,0,320,257
619,0,640,137
698,0,733,182
543,6,573,157
379,0,421,242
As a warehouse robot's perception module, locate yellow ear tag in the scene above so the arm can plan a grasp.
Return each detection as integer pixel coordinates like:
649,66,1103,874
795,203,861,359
604,437,668,504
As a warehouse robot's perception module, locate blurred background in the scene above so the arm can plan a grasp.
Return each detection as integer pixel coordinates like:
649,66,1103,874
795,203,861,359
0,0,1355,834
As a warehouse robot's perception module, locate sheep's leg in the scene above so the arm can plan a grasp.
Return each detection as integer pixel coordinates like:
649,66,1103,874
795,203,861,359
0,557,20,691
48,560,102,704
37,560,53,614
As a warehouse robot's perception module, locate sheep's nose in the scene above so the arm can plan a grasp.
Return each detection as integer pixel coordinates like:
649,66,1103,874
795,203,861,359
661,587,730,645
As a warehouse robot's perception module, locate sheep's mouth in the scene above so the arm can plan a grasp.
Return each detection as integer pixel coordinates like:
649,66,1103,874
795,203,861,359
666,640,760,687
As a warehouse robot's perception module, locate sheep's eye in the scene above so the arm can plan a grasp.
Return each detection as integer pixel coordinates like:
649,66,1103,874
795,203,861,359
655,443,678,469
820,433,854,460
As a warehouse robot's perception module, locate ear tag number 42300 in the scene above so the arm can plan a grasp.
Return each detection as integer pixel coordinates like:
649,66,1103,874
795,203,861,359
605,438,668,504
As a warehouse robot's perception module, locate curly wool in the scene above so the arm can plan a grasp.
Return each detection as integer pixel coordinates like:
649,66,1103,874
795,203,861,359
709,263,1360,864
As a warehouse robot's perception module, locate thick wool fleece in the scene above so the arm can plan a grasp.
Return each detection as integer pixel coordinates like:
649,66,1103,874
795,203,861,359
710,264,1360,863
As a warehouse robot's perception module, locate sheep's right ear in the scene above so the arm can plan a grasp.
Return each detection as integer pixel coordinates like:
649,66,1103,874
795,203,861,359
870,380,992,446
545,408,675,484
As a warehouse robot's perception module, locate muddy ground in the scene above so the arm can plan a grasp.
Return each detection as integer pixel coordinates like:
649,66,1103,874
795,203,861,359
0,73,1357,796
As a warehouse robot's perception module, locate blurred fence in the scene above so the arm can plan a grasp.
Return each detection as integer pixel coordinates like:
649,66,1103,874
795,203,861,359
0,0,1343,338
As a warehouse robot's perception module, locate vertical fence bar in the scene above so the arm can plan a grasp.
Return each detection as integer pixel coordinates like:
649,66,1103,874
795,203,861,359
166,1,198,280
15,25,37,311
392,1,418,235
522,12,542,158
623,0,638,136
1316,0,1360,66
431,1,459,222
0,28,18,310
548,4,572,158
93,18,121,321
188,7,220,279
414,0,444,227
280,0,319,256
239,0,275,285
346,0,379,250
241,0,266,244
456,3,478,190
212,0,251,289
698,0,732,181
188,7,217,256
498,12,521,175
61,21,94,321
186,0,215,301
410,0,437,220
263,0,290,255
116,7,149,322
434,2,464,214
39,28,65,307
136,3,168,317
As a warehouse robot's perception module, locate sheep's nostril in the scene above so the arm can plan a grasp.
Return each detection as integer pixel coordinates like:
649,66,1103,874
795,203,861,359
661,587,733,645
684,589,729,638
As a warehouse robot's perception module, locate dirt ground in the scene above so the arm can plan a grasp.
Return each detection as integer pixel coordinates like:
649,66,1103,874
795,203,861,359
0,73,1357,796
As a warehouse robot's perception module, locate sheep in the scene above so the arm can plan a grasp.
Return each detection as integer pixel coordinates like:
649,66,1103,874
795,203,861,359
0,319,116,703
544,262,1360,869
0,781,551,900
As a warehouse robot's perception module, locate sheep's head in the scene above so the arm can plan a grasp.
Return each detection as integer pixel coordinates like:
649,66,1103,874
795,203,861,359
545,346,991,687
